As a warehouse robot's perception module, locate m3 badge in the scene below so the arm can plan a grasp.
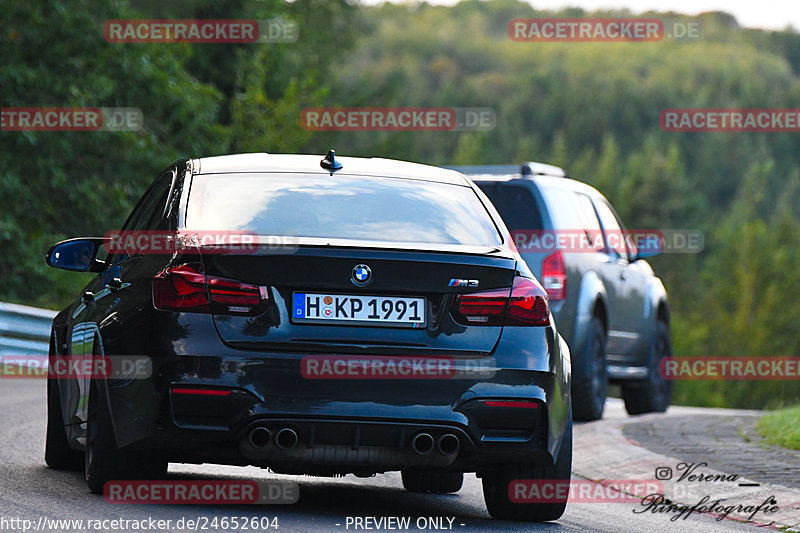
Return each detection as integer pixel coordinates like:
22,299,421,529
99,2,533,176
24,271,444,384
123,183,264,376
448,279,479,288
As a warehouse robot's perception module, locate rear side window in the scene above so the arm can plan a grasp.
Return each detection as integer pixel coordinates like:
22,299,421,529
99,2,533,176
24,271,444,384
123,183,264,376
594,200,627,258
573,193,605,252
540,187,583,229
103,173,172,264
477,184,543,230
186,174,502,246
127,174,172,232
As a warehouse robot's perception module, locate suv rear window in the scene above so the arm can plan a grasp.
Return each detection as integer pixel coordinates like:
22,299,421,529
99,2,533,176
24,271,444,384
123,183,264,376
477,184,543,230
186,173,502,246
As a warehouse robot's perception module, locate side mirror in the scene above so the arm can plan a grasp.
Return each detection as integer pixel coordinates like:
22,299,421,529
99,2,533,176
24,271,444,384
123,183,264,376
45,238,107,272
631,233,663,261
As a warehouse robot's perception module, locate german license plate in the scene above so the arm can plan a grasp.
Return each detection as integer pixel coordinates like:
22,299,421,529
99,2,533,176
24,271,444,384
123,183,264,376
292,293,425,328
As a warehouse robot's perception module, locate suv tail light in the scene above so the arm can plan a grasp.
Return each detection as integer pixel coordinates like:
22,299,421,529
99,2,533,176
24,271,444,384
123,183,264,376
153,263,268,315
542,251,566,301
453,276,550,326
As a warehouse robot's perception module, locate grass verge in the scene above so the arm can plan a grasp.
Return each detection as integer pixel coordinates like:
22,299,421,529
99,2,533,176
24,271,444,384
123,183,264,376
756,405,800,450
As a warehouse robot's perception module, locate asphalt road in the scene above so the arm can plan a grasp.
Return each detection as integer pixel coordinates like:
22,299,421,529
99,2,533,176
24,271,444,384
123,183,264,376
0,380,767,533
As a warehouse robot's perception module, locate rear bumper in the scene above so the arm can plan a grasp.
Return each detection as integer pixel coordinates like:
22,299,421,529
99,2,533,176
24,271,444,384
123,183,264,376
105,315,570,474
607,364,649,380
117,365,559,475
159,376,554,475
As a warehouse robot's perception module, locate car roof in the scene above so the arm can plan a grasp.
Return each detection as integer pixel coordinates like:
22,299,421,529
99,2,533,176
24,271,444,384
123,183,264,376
468,172,605,199
193,152,471,186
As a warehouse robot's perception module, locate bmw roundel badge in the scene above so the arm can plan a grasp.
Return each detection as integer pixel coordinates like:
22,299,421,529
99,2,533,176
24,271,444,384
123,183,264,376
351,264,372,286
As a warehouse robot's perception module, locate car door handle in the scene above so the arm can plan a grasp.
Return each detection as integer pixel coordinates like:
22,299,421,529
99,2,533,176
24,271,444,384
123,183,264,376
107,278,123,291
619,270,626,281
81,291,95,304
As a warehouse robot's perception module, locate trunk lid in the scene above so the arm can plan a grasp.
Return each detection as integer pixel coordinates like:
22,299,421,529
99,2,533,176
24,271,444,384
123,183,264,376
203,244,516,356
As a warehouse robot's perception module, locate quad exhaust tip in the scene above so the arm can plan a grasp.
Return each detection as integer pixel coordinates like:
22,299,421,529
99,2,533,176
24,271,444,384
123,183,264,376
249,426,457,455
275,428,299,450
437,433,460,455
248,427,271,448
411,432,435,455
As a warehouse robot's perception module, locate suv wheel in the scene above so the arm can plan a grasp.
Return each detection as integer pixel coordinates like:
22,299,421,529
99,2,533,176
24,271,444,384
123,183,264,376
572,317,607,421
482,411,572,521
622,321,673,415
402,470,463,493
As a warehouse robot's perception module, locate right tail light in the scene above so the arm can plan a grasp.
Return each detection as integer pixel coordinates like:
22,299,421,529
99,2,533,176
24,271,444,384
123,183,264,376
542,250,566,301
453,276,550,326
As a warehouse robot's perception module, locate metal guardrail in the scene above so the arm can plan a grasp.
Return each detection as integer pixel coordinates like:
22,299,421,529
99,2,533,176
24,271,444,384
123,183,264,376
0,302,56,356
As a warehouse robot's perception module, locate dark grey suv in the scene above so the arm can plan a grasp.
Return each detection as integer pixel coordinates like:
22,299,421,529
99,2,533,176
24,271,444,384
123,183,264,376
455,162,672,421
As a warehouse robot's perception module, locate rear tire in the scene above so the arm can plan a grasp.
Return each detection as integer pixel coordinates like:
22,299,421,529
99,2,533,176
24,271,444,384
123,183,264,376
482,411,572,521
572,317,607,422
402,470,463,493
45,367,83,471
85,376,167,494
622,321,672,415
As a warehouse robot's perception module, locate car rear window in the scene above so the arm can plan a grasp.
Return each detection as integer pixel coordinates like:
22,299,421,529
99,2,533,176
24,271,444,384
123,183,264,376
476,184,543,230
185,173,503,246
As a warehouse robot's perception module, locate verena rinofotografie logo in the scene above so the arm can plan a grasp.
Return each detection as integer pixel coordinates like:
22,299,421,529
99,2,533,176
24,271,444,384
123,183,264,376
0,355,152,379
660,357,800,380
509,18,701,42
301,355,496,380
104,480,298,504
511,229,704,254
635,493,779,523
509,479,664,503
661,109,800,132
300,108,496,132
1,108,142,131
645,462,781,522
104,231,299,255
103,19,298,43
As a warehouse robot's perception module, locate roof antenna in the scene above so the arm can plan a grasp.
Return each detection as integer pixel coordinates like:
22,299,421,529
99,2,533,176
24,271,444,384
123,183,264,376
320,149,343,175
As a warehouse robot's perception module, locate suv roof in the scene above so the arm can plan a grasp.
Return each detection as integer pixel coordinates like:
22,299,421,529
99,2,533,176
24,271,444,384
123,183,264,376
450,161,566,178
452,161,603,198
194,152,471,186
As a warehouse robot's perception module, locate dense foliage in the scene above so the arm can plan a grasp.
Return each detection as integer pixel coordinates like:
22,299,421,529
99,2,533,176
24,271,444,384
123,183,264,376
2,0,798,408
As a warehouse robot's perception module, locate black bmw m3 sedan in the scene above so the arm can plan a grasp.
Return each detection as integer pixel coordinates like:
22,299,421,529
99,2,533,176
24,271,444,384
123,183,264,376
44,151,572,521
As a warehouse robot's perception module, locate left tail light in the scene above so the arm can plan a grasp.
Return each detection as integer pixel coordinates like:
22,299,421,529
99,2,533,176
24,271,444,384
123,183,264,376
452,276,550,326
153,263,268,316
